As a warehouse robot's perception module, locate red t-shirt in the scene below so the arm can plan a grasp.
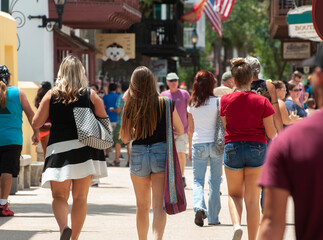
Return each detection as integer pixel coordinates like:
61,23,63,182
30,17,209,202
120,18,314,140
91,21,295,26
259,110,323,240
220,91,274,144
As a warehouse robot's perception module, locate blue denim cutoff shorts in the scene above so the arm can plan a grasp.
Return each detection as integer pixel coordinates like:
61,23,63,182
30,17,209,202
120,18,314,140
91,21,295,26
130,142,167,177
224,141,267,170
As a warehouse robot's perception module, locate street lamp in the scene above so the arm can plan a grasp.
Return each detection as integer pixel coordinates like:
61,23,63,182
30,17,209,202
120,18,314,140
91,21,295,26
28,0,67,30
191,28,198,75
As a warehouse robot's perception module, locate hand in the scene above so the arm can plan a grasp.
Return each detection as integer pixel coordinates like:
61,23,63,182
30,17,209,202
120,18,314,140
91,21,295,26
32,131,40,145
109,107,114,112
188,150,192,162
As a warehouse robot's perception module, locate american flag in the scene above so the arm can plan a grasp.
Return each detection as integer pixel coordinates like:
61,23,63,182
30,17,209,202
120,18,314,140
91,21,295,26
219,0,236,21
181,0,235,37
204,0,222,37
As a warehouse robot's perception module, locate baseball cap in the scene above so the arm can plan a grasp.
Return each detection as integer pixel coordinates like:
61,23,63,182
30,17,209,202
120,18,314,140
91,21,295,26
0,65,10,85
166,72,179,81
221,71,232,82
315,44,323,69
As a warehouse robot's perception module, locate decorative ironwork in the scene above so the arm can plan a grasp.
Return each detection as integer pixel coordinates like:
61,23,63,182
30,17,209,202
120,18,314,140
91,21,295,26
9,0,26,28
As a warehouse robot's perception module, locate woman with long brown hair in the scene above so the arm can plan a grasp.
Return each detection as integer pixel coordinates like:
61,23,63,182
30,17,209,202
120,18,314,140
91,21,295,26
32,55,108,240
220,58,276,240
187,70,222,227
120,66,183,240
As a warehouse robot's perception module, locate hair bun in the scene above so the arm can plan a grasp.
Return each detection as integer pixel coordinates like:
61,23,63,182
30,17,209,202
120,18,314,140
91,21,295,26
231,58,245,67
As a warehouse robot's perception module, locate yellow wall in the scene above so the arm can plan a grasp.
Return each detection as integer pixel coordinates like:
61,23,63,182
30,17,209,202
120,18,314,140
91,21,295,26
0,11,18,86
18,81,39,162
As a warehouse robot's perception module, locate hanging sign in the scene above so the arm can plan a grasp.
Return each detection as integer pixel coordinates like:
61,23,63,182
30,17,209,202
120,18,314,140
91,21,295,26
282,41,311,60
150,59,167,77
313,0,323,41
286,5,322,42
96,33,135,61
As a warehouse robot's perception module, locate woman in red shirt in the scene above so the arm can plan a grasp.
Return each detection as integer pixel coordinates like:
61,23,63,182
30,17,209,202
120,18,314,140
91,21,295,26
220,58,276,240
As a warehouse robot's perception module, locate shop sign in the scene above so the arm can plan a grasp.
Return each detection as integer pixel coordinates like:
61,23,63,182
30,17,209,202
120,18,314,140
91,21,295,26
282,41,311,60
286,6,322,42
150,59,167,77
313,0,323,40
96,34,135,61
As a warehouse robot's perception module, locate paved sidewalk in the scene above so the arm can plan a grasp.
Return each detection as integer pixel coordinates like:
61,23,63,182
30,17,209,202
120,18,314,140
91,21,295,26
0,157,295,240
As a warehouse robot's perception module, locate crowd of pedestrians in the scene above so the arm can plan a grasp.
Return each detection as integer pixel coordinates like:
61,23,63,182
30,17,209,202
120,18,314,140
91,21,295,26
0,44,323,240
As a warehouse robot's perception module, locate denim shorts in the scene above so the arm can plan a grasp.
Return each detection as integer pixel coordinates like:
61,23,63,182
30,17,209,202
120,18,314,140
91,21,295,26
130,142,166,177
224,141,267,170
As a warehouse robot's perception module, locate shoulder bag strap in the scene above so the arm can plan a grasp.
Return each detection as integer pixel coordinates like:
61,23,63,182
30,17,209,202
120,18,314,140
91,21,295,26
164,97,178,203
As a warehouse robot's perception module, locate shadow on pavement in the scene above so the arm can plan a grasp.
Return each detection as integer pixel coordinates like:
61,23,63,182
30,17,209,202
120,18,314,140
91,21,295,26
0,229,56,239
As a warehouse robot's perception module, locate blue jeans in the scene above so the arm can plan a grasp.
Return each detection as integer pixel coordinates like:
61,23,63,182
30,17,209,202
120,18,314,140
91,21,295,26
130,142,166,177
224,141,267,170
192,142,223,224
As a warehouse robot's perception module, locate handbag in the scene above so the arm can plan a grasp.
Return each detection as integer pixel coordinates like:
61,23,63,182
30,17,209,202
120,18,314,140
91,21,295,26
163,97,187,215
215,97,225,155
73,88,114,150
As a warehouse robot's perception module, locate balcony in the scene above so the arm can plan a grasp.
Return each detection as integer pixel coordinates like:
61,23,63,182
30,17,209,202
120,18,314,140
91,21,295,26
134,0,185,57
49,0,141,30
269,0,312,39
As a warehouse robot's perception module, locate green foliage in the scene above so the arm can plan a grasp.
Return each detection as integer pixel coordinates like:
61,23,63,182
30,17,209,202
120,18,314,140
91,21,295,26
204,0,290,80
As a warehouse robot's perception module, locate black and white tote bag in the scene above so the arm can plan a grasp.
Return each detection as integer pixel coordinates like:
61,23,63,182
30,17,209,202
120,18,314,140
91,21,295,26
73,88,114,150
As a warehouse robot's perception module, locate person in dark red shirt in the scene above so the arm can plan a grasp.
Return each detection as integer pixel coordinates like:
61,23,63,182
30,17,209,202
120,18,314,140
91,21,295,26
220,58,276,240
258,45,323,240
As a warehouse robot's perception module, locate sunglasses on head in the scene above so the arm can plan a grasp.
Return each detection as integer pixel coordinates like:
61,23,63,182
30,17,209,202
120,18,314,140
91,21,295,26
292,88,302,92
168,79,178,82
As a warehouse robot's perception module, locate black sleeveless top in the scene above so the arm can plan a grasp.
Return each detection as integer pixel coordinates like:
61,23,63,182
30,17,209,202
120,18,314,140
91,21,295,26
48,90,94,145
132,99,174,146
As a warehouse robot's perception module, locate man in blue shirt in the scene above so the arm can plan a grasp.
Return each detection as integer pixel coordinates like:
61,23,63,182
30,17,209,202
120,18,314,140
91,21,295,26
103,83,119,158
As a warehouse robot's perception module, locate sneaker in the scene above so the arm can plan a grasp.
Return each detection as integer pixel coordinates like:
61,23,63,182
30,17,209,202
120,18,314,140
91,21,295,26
119,154,125,159
194,209,206,227
232,226,243,240
0,203,14,217
182,177,187,188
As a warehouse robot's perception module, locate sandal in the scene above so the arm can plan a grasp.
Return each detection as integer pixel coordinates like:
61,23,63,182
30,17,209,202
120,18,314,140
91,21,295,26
60,226,72,240
107,161,120,167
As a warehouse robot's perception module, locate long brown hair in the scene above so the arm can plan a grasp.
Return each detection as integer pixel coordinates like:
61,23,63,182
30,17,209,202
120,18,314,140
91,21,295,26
120,66,164,141
0,81,7,109
188,70,216,108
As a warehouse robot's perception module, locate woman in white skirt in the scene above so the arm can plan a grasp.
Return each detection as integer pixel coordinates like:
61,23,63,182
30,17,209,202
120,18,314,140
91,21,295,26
32,55,108,240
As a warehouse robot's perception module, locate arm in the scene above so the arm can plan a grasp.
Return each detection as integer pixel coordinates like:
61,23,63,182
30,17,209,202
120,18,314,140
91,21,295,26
19,89,40,145
120,121,131,144
90,89,108,118
266,81,283,133
172,108,184,135
187,113,194,162
111,107,121,114
278,100,299,125
263,115,276,140
220,116,226,129
258,187,289,240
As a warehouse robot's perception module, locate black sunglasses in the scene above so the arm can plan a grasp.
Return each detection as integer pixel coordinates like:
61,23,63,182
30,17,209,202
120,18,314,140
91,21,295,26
292,88,302,92
168,79,178,82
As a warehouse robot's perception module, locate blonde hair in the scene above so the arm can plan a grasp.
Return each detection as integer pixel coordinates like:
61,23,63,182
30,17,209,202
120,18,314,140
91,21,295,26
0,81,7,108
52,55,88,105
120,66,164,141
231,58,252,87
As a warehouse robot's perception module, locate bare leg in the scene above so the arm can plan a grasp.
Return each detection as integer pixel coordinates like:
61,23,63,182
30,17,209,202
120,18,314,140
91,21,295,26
131,174,151,240
115,143,121,163
244,168,262,240
51,180,71,234
151,173,166,240
225,168,244,228
40,134,50,161
70,175,92,240
177,152,186,176
0,173,12,200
